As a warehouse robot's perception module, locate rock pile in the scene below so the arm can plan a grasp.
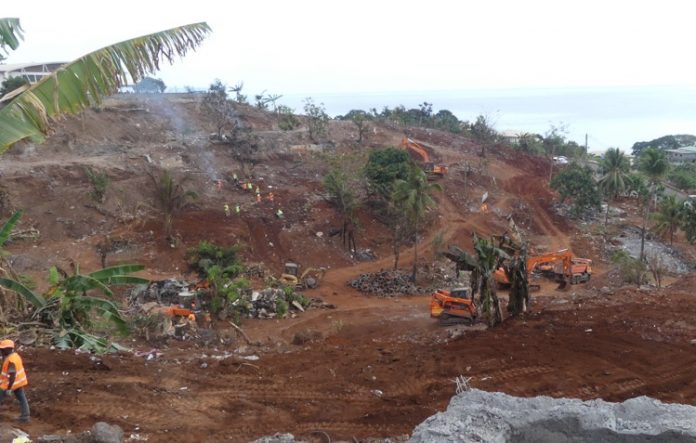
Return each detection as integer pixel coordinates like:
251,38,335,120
409,389,696,442
349,271,427,296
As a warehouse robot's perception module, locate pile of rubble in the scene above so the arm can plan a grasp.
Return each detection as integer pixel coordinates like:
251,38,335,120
232,288,335,319
348,271,428,296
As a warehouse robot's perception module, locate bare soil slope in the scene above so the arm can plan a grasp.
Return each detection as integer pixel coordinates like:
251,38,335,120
0,94,694,442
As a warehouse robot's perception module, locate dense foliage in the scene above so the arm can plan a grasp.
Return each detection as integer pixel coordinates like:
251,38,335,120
550,163,602,217
364,147,413,197
631,134,696,156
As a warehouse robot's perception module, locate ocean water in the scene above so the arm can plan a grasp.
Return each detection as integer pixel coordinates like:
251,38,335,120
282,85,696,153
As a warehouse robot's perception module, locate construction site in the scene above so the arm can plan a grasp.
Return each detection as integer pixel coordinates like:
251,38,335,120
0,89,694,443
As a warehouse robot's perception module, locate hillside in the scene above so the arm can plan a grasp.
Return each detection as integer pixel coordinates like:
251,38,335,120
2,94,696,442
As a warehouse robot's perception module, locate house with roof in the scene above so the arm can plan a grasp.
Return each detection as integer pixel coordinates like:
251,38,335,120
0,62,66,84
666,146,696,164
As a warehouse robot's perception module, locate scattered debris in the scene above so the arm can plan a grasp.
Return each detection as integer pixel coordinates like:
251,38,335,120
349,271,427,296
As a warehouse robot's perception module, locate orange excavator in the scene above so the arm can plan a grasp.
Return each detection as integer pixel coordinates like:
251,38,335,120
430,286,478,325
400,137,448,177
494,249,592,288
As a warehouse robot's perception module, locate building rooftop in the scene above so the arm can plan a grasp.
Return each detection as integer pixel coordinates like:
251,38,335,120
666,146,696,154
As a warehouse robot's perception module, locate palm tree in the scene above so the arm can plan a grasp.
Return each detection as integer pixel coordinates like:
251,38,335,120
598,147,630,227
639,147,669,259
393,164,441,281
0,18,211,153
148,170,198,242
0,18,23,55
653,195,682,245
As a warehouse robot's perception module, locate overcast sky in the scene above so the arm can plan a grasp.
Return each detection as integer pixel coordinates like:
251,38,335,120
4,0,696,150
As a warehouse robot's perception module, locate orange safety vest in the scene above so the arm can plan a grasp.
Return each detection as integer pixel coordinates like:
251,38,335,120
0,352,28,390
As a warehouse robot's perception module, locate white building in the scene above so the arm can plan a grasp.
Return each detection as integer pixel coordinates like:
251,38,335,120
666,146,696,164
0,62,66,83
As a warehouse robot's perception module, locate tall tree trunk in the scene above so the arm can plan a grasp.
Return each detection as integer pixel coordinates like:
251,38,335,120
411,222,418,282
639,201,648,262
604,200,610,228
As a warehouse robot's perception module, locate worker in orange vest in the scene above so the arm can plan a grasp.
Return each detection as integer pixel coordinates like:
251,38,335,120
0,340,30,422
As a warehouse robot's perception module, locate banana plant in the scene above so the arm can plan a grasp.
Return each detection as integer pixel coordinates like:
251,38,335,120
0,261,149,352
472,234,509,326
0,18,211,153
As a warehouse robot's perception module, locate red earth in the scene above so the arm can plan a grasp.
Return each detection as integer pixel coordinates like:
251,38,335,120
0,94,694,442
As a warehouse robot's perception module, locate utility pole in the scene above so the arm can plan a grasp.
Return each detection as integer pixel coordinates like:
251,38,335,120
585,133,588,154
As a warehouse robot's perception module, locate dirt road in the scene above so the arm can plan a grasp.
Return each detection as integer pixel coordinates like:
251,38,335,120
7,280,696,442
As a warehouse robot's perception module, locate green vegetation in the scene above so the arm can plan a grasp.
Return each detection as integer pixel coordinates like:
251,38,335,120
0,76,28,97
84,166,109,203
0,256,148,353
668,163,696,191
638,147,669,259
631,134,696,156
148,170,198,242
202,79,236,137
550,163,602,217
303,98,330,142
323,160,359,251
599,147,630,226
186,241,247,314
611,250,647,286
364,147,412,198
393,164,441,281
681,201,696,244
652,195,681,245
0,18,210,153
472,235,509,326
277,105,300,131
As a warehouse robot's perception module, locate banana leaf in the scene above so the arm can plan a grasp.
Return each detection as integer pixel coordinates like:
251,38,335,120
0,210,22,247
89,264,145,280
0,276,46,307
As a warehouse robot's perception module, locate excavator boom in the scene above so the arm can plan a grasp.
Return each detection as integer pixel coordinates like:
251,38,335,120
400,137,448,176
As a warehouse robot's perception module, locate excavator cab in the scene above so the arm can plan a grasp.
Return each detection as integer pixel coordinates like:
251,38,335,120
283,262,299,277
430,287,477,326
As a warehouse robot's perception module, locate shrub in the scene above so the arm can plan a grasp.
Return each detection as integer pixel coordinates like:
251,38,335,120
84,166,109,203
611,250,647,285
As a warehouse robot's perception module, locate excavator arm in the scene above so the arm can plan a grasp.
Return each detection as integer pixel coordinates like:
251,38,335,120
399,137,448,176
401,137,431,162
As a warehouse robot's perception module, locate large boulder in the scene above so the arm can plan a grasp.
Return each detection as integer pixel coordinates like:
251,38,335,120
409,389,696,442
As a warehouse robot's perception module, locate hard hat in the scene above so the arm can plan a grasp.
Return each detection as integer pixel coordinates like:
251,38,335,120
0,339,15,349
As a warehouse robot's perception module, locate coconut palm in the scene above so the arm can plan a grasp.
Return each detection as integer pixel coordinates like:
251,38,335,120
0,18,211,153
393,164,442,282
598,147,630,227
653,195,682,246
639,147,669,259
